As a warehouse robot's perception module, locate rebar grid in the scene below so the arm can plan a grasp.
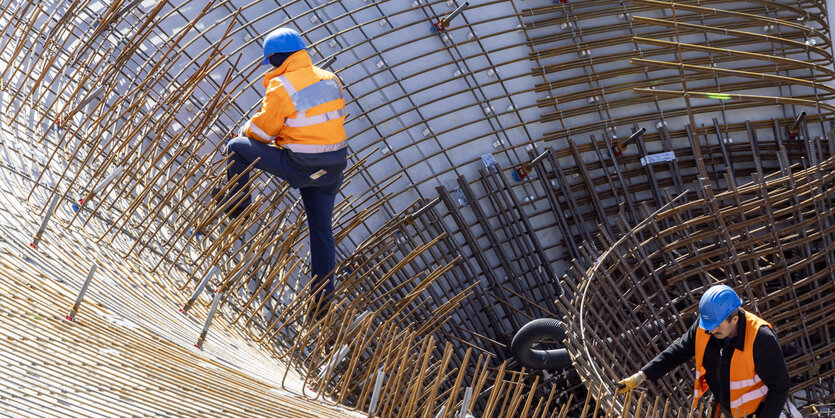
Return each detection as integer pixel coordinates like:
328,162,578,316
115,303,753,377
1,0,834,417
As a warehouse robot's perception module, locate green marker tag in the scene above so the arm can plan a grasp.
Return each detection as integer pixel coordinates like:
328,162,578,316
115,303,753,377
706,93,732,100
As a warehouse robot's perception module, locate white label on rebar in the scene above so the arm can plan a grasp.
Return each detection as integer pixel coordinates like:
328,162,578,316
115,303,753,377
481,153,496,168
454,188,467,206
640,151,676,166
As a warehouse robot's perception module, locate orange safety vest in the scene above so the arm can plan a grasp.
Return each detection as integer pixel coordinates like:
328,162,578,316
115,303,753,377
694,310,772,416
244,50,346,153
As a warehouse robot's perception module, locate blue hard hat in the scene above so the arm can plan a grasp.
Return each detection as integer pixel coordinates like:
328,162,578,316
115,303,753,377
698,285,742,330
262,28,306,65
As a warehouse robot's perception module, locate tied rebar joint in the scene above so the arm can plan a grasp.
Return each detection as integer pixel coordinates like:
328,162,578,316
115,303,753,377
513,149,551,181
612,127,646,157
406,197,440,223
432,2,469,32
789,111,806,140
50,115,64,132
93,18,113,32
320,56,337,69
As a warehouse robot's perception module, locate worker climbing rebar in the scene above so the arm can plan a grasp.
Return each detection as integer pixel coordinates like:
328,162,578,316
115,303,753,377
616,284,789,418
218,27,347,320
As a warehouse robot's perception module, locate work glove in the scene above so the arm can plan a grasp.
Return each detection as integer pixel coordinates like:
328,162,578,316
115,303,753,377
237,123,248,138
615,371,646,394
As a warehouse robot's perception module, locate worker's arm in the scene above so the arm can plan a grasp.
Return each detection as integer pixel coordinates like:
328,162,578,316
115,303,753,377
617,319,697,393
641,319,698,380
752,326,789,418
244,79,290,143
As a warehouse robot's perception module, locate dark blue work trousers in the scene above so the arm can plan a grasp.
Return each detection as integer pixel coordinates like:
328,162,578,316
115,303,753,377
226,136,347,301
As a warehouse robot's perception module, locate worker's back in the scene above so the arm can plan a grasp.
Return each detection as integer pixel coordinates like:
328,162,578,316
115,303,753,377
260,50,346,148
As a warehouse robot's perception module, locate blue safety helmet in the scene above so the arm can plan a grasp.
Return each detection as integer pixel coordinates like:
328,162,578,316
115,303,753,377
698,284,742,330
262,28,306,65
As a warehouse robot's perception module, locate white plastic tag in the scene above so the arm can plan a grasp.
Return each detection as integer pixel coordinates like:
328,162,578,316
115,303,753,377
640,151,676,166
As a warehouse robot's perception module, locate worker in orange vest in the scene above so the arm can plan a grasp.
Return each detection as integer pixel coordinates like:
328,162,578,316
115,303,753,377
617,285,789,417
220,27,347,320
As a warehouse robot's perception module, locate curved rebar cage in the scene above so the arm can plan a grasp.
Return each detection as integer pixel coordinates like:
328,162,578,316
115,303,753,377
560,157,835,413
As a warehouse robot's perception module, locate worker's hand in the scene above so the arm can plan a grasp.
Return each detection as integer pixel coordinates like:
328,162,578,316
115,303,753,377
237,124,247,137
615,371,646,394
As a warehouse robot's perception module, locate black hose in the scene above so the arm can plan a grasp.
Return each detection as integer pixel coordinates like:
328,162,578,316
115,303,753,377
510,318,573,370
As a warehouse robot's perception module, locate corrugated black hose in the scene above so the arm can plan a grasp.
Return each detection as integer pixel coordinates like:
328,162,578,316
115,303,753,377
510,318,572,370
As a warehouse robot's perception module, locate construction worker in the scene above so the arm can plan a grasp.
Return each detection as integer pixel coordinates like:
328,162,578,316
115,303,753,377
221,27,347,319
616,284,789,418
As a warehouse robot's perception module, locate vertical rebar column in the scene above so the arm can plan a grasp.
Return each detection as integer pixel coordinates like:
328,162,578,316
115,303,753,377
74,166,124,211
195,289,224,349
367,367,385,416
433,405,446,418
31,192,61,249
65,264,97,322
318,345,350,380
180,266,220,315
459,386,473,417
789,111,807,139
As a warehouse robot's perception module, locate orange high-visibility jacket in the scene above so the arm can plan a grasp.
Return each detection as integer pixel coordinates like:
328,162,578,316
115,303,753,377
694,310,772,416
244,50,346,153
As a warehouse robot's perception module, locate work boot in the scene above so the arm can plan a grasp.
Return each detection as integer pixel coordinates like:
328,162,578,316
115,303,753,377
306,298,331,323
226,202,248,221
210,187,249,220
210,187,225,204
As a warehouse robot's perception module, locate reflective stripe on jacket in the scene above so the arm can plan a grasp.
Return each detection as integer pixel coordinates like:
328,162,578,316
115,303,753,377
245,50,346,150
694,310,772,416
